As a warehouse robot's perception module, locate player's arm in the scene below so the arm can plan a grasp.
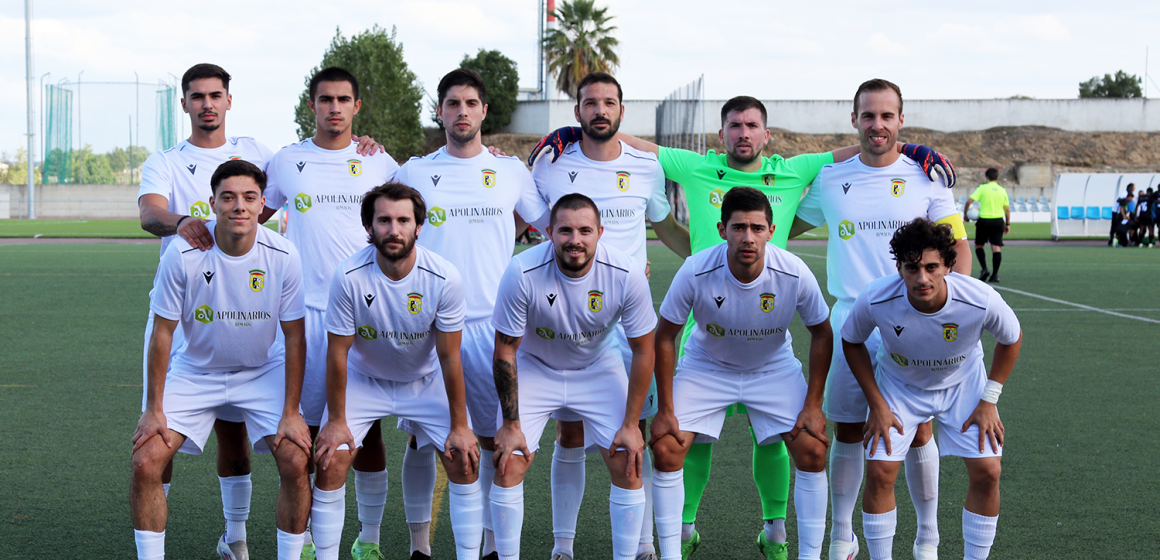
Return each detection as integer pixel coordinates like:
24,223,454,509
789,216,818,239
790,319,833,446
436,329,479,476
513,211,531,238
649,317,685,448
611,331,655,477
963,332,1022,454
649,213,691,259
259,206,278,224
315,333,355,470
273,318,311,454
1003,204,1011,234
492,331,532,474
139,194,214,250
133,315,178,452
843,337,901,457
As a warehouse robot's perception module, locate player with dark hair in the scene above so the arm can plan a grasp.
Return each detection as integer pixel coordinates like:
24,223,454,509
963,168,1009,282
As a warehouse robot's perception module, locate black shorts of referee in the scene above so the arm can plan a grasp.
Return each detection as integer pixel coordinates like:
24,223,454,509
974,217,1006,246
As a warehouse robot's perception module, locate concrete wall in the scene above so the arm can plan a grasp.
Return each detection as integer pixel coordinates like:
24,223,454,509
1,184,139,219
505,99,1160,135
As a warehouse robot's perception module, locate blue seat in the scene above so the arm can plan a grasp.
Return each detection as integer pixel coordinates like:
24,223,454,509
1102,207,1114,220
1015,196,1026,205
1086,207,1101,220
1057,206,1069,219
1070,207,1084,219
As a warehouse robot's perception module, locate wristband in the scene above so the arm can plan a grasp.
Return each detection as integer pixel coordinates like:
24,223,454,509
176,215,190,229
981,380,1003,404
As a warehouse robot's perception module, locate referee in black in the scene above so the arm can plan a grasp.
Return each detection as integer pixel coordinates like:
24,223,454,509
963,168,1010,282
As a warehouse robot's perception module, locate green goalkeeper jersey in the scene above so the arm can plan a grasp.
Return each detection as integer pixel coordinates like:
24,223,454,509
659,147,833,252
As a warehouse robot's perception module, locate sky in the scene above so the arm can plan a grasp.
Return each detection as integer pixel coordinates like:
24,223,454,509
2,0,1158,157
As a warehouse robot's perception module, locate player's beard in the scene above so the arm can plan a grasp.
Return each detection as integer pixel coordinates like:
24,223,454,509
580,114,620,142
196,112,221,133
555,243,593,273
860,128,895,157
371,230,416,262
446,119,481,147
727,141,763,166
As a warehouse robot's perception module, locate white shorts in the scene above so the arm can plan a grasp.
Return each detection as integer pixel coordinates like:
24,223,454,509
501,352,629,455
554,322,658,423
866,369,1002,461
162,362,285,456
326,369,453,453
300,306,328,426
461,319,501,437
823,300,881,424
144,302,244,423
674,362,808,446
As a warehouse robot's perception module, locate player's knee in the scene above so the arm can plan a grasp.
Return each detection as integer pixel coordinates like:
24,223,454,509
274,444,310,479
131,447,168,481
968,460,1002,490
792,440,827,472
650,437,687,472
865,462,897,490
556,420,585,448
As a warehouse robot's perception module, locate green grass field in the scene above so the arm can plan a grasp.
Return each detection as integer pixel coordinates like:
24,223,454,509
1,239,1156,558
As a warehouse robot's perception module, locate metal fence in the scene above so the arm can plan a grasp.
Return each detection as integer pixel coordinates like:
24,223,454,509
654,75,705,224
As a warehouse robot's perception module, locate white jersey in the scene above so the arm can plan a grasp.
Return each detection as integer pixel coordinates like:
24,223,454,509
796,156,958,303
842,273,1020,390
138,137,274,257
150,223,305,374
492,242,656,371
659,243,829,374
264,138,399,310
325,245,466,383
395,147,549,322
532,141,670,267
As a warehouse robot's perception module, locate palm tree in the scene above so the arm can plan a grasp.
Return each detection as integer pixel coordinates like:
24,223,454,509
542,0,620,99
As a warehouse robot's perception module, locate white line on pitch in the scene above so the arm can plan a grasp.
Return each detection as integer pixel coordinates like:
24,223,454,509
992,286,1160,325
791,251,827,259
1013,308,1160,312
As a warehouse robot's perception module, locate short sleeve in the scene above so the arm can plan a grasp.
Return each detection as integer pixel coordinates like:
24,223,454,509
254,142,275,171
785,152,834,185
393,160,412,187
435,266,467,333
982,289,1021,345
279,244,306,321
264,154,288,210
514,164,550,228
324,266,357,336
491,260,529,338
795,183,826,227
644,160,672,223
840,291,877,344
658,147,704,184
529,156,553,230
794,263,830,327
138,152,173,201
658,260,697,325
619,264,659,338
150,243,186,321
1002,189,1010,206
969,185,984,202
381,153,400,181
926,178,957,221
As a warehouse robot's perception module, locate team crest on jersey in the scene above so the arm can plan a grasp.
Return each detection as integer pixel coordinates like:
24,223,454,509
616,171,631,191
587,290,604,312
347,159,362,177
706,323,726,338
249,269,266,292
190,201,211,219
227,156,242,161
942,323,958,342
194,304,214,325
762,174,775,186
357,325,378,341
407,292,423,315
294,192,312,213
482,169,497,188
709,188,727,208
890,353,909,367
891,178,905,197
760,292,776,313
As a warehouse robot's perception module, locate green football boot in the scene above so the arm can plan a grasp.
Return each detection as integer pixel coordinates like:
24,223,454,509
350,538,385,560
299,542,316,560
756,531,789,560
681,529,701,559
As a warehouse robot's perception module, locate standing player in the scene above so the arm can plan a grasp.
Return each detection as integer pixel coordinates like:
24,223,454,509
130,160,312,560
963,169,1009,282
259,66,399,560
311,183,483,560
789,78,971,560
393,68,549,560
532,71,690,560
843,218,1021,560
490,193,657,560
651,187,833,560
1137,187,1155,246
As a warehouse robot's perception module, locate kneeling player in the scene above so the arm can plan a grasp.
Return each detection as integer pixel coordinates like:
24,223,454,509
130,160,312,560
650,187,833,560
490,193,657,560
312,183,482,560
843,218,1021,560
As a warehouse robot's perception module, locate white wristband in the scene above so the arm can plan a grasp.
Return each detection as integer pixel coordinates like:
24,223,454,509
981,380,1003,404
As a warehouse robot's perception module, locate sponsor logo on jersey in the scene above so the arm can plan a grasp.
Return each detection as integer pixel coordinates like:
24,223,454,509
295,162,306,173
294,193,313,213
357,324,378,341
762,174,775,186
535,326,556,340
482,168,496,188
760,292,776,312
942,322,958,342
716,170,727,180
709,188,726,208
363,294,376,307
431,175,441,187
893,325,905,336
202,271,214,284
408,292,423,315
186,164,197,175
714,296,725,308
428,207,447,227
249,269,265,292
616,171,631,191
890,353,909,367
547,293,557,306
891,178,905,197
838,219,856,240
842,182,852,194
195,304,214,324
568,171,579,183
587,290,603,312
348,159,362,177
855,219,911,238
706,323,726,337
190,201,212,219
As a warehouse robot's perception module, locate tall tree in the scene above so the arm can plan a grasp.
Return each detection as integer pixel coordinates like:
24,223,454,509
459,49,520,134
543,0,619,99
1079,70,1143,98
294,26,425,161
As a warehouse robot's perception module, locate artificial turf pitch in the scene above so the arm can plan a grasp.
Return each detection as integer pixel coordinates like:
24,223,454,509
0,239,1156,558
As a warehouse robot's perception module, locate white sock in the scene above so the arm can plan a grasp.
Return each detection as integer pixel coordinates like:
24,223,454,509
311,485,346,560
219,474,251,544
490,482,524,560
134,529,164,560
610,484,647,560
480,449,497,555
551,442,586,555
863,509,896,560
681,523,695,540
962,509,998,560
403,445,436,555
162,483,170,498
794,470,828,560
639,450,655,552
829,441,865,545
764,519,786,544
905,440,940,547
652,469,684,560
276,528,306,560
409,523,431,556
354,469,387,545
449,480,484,560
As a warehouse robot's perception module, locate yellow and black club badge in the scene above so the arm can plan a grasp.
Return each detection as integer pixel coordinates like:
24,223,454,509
891,177,906,197
249,269,265,292
408,292,423,315
482,169,497,188
760,292,776,313
762,174,775,186
616,171,631,191
347,159,362,177
587,290,604,312
942,322,958,342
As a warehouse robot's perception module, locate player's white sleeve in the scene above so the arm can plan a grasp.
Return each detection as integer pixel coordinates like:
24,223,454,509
644,161,672,223
255,141,275,172
840,291,876,344
383,152,400,181
982,289,1021,345
794,261,830,327
436,265,467,333
795,182,825,227
490,260,529,338
926,178,957,222
393,160,414,188
514,165,550,228
658,259,696,325
264,152,288,211
280,244,307,321
138,152,173,202
620,263,659,338
529,156,553,231
324,265,357,336
150,242,187,321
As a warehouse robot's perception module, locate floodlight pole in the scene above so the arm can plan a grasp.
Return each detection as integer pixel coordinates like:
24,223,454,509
39,71,49,181
25,0,36,219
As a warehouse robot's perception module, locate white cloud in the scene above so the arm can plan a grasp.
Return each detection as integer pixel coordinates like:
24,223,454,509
867,32,908,57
